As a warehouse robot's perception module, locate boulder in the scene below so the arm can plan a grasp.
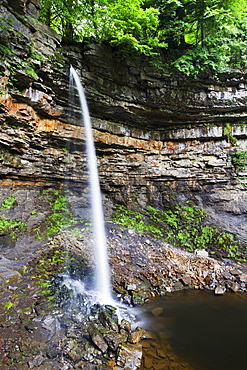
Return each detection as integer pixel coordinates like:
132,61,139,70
215,286,226,295
117,342,142,370
88,323,108,353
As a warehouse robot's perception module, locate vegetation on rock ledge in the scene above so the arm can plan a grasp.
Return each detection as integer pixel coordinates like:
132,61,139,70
113,202,247,261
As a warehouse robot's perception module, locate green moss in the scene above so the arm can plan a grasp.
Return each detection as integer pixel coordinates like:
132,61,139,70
223,123,237,145
34,190,80,239
24,66,38,79
232,150,247,171
113,203,246,261
0,194,17,209
0,216,25,240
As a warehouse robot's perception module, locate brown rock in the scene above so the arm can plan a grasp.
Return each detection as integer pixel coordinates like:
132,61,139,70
181,276,192,286
229,281,239,292
151,307,163,317
128,327,145,344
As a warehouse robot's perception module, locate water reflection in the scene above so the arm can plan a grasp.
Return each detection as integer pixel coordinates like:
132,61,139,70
139,289,247,370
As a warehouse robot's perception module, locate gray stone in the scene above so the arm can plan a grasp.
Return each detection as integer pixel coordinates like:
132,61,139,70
215,286,226,295
195,249,209,258
229,281,239,292
222,271,232,279
88,324,108,353
181,275,192,286
239,274,247,283
29,355,45,368
98,309,119,332
104,331,127,351
117,342,142,370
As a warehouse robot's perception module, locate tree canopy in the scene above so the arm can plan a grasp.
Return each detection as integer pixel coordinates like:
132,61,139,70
39,0,247,76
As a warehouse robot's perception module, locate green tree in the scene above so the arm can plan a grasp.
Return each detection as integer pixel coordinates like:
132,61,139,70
39,0,83,42
39,0,247,75
145,0,247,75
39,0,162,53
174,0,247,75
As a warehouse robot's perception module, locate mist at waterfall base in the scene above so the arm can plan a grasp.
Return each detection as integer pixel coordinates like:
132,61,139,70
65,66,114,306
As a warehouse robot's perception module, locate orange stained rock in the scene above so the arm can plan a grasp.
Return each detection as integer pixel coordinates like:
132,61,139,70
38,119,163,152
129,153,144,161
43,148,64,155
1,95,163,152
37,118,85,139
165,141,178,153
37,119,67,132
3,96,38,122
93,130,162,153
108,360,116,367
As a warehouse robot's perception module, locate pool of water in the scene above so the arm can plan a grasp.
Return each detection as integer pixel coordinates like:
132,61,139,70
138,289,247,370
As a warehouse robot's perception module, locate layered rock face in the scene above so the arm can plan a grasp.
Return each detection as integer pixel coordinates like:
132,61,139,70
1,0,247,241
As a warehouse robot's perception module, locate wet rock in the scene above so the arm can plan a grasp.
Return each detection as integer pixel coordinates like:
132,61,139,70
215,286,226,295
151,307,163,317
117,342,142,370
75,363,97,370
83,342,99,361
68,346,84,362
46,345,60,359
103,331,127,351
128,327,145,344
120,319,132,332
32,360,61,370
28,354,45,368
132,292,146,306
228,281,239,292
98,307,119,332
88,323,108,353
127,283,137,291
42,315,60,335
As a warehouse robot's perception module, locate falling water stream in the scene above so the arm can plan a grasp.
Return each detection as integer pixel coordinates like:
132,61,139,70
69,66,113,305
67,67,247,370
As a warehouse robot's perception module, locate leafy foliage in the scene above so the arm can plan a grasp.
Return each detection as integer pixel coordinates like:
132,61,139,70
232,150,247,170
39,0,163,54
41,190,79,238
1,195,17,209
0,216,25,240
113,203,246,261
38,0,247,75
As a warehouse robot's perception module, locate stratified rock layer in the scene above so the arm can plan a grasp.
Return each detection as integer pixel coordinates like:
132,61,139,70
0,0,247,242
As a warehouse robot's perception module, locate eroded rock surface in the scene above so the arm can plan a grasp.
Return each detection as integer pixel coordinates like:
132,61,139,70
1,1,247,369
0,0,247,244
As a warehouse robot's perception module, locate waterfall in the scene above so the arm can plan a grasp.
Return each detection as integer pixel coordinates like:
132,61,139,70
69,66,113,305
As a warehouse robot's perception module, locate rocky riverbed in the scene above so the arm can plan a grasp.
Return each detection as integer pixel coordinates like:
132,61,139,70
0,222,247,370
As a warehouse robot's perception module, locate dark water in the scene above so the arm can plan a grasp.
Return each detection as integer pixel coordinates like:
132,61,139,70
138,289,247,370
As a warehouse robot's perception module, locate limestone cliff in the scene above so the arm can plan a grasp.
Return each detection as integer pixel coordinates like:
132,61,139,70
0,0,247,243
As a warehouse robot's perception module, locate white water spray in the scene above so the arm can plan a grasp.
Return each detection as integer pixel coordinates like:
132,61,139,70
70,66,113,305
